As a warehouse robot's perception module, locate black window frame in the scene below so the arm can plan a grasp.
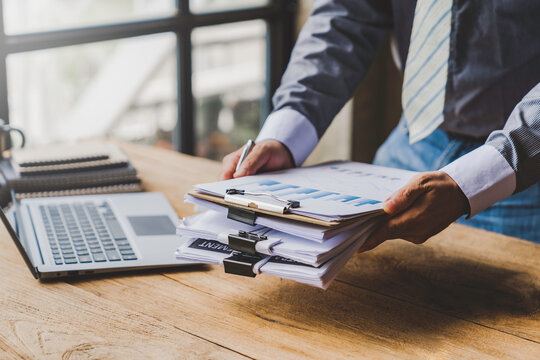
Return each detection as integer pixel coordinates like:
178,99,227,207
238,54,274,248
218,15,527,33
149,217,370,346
0,0,297,155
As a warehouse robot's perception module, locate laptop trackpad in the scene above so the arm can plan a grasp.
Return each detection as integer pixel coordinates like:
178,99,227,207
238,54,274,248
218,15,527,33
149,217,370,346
128,216,176,236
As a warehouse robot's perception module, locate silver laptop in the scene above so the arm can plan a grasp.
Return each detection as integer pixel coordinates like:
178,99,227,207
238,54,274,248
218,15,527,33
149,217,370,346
0,192,197,279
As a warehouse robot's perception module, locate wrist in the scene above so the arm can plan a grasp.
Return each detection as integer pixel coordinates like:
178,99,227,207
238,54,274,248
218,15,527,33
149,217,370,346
440,171,470,217
256,108,318,166
276,141,295,168
440,145,516,217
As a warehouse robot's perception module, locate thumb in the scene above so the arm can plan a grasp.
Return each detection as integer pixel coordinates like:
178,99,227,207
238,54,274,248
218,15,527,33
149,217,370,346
383,175,427,215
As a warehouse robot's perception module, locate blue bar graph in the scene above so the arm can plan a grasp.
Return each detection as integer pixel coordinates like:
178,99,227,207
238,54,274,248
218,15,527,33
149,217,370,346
259,180,280,186
307,191,339,199
236,180,380,208
332,195,360,203
353,199,381,206
266,184,299,192
273,187,318,198
329,165,402,182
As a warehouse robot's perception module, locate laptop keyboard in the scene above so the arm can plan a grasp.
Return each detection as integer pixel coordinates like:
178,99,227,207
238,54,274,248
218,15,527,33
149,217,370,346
39,202,138,265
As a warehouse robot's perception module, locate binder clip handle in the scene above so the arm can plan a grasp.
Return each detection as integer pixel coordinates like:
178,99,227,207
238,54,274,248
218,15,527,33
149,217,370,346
225,188,300,212
228,230,268,255
288,200,300,209
226,188,245,195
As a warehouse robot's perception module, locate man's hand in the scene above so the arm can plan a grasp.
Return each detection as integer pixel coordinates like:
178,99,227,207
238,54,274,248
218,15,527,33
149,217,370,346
220,139,294,180
358,171,470,252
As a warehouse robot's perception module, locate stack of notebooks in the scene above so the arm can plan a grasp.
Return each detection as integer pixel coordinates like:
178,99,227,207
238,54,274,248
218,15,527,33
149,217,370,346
176,161,417,289
0,141,141,206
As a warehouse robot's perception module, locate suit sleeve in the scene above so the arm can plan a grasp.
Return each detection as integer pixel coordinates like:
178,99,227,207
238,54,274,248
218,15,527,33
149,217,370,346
441,82,540,216
486,82,540,192
257,0,393,165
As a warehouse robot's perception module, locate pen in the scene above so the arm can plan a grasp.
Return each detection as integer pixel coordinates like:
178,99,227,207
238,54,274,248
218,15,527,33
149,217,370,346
235,139,255,172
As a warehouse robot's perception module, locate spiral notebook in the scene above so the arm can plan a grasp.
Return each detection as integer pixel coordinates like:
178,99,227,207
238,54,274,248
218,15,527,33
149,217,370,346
0,141,141,206
11,141,129,176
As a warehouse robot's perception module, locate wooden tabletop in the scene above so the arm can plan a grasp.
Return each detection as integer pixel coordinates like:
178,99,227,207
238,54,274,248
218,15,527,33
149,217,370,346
1,142,539,359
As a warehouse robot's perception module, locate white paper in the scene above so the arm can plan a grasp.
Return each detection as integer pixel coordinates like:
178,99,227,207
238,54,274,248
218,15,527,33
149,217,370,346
177,210,374,265
175,219,380,289
185,194,368,242
195,161,416,221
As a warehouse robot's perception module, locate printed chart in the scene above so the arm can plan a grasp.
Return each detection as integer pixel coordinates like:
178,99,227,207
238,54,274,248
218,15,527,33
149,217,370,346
325,165,402,181
197,161,417,219
238,180,381,208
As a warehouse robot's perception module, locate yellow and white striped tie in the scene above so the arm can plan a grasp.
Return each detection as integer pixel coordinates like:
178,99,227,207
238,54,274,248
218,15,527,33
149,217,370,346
402,0,453,144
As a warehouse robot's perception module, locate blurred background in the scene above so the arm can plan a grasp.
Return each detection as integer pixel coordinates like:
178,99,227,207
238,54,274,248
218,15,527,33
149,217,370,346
0,0,401,164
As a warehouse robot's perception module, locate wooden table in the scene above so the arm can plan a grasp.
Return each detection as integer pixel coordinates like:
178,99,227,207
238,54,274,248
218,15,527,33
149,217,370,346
1,142,539,359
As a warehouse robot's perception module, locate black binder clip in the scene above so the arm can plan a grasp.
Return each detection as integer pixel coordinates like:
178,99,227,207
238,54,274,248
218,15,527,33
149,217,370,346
227,206,257,225
228,230,267,255
223,253,262,277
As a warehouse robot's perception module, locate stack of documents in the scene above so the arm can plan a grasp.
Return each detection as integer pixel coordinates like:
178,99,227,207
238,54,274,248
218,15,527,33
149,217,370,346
175,161,416,289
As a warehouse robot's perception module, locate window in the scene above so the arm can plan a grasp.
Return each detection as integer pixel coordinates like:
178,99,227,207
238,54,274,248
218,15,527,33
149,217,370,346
0,0,296,159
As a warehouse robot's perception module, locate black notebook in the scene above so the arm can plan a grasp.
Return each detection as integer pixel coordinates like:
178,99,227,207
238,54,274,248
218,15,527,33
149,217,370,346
11,141,130,175
0,141,142,205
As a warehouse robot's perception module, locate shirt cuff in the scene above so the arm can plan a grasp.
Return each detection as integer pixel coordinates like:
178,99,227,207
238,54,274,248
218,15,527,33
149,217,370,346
440,145,516,218
256,108,319,166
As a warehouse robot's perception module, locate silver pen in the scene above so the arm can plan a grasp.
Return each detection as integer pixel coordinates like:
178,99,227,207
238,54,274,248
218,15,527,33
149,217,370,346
235,139,255,172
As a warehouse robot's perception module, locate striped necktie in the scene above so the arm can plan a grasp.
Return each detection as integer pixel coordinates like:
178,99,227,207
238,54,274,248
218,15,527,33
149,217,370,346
402,0,453,144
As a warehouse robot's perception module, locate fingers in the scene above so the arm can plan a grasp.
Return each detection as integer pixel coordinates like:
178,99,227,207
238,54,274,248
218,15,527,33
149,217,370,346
383,206,430,244
357,223,388,253
220,140,294,180
383,173,430,215
357,210,424,253
233,144,271,178
220,150,242,180
357,172,469,254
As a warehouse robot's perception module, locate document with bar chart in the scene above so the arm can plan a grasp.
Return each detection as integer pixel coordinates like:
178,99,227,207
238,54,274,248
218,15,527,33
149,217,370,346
194,161,417,222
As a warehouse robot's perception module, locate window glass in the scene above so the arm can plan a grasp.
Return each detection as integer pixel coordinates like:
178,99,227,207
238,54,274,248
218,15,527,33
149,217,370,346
190,0,269,14
2,0,176,35
7,33,177,147
192,20,267,160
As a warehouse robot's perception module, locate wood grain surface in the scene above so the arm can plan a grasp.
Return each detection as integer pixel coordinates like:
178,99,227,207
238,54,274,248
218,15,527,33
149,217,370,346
0,141,538,359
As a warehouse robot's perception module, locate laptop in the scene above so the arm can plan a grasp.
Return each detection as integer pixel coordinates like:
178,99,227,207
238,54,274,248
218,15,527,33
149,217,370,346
0,192,197,279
